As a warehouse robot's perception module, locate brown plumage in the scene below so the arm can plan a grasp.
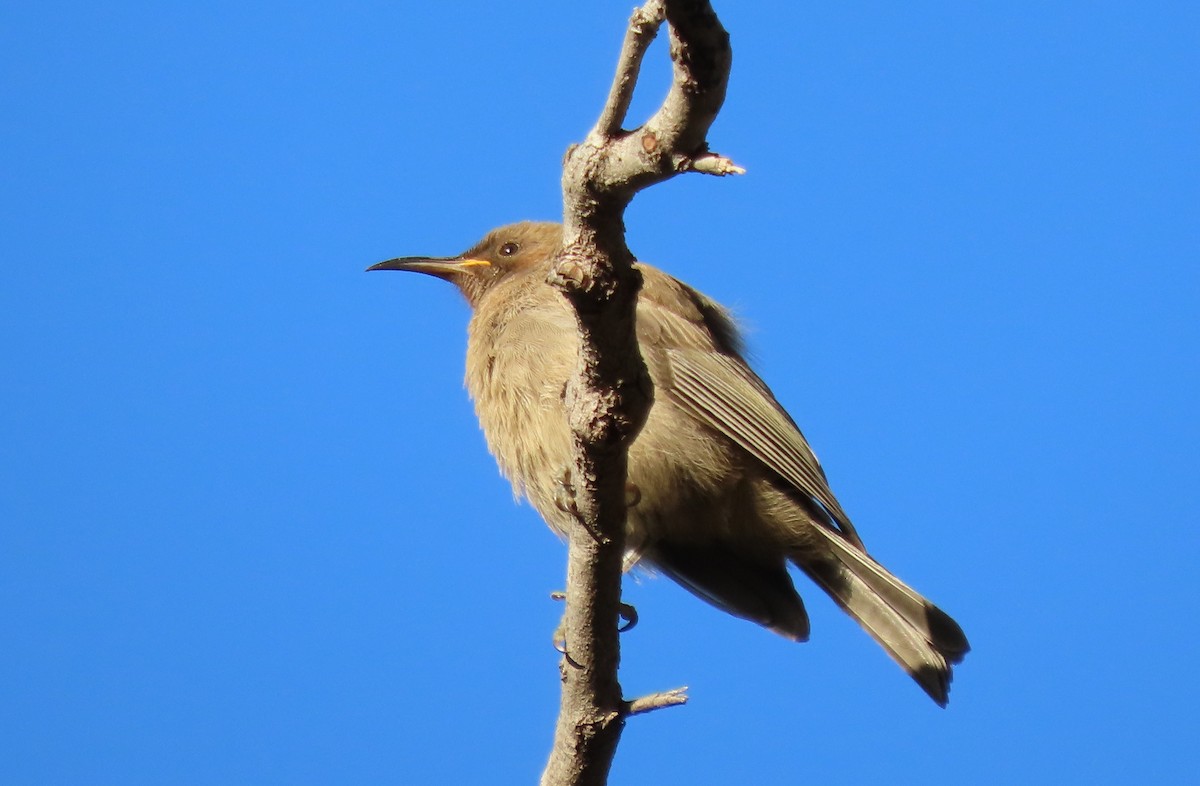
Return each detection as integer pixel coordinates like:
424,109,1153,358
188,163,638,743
369,222,970,705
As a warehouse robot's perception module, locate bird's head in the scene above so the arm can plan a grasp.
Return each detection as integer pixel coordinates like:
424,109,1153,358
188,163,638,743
368,221,563,307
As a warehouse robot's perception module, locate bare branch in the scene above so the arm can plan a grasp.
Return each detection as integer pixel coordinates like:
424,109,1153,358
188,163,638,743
541,2,733,784
645,3,732,162
595,1,666,137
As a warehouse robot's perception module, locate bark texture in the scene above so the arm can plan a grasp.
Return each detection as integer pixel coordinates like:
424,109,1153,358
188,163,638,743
541,2,736,784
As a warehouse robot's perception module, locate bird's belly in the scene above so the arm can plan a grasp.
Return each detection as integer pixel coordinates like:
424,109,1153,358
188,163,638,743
466,320,778,557
623,407,756,551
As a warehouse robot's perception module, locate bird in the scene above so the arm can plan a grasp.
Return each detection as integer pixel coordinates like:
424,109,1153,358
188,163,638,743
368,221,969,705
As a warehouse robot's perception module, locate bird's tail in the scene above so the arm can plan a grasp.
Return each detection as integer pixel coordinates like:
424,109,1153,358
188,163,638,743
792,531,970,706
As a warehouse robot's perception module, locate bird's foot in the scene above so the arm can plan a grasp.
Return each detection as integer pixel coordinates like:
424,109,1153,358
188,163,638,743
549,591,639,657
552,468,581,518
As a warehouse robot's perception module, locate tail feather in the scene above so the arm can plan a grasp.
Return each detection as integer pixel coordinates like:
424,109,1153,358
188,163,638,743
795,531,970,706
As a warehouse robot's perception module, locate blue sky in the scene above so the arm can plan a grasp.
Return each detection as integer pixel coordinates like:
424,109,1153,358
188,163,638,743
2,2,1197,783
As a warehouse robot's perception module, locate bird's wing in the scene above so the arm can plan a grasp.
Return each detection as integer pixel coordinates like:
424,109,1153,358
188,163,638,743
663,347,864,548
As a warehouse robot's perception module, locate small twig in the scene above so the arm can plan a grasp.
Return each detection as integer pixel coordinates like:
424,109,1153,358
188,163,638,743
623,687,690,717
688,152,746,176
595,0,667,137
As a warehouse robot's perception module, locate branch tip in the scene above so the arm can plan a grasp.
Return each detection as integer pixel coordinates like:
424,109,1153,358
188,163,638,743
623,687,690,717
688,153,746,176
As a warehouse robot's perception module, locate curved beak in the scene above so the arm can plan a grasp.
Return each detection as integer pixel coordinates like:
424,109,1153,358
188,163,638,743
366,256,491,280
368,256,454,275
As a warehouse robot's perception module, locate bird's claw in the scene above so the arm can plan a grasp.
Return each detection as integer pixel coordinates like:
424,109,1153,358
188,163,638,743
618,601,639,632
551,590,638,635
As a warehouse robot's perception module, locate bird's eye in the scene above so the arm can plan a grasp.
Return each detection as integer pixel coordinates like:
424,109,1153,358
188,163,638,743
499,242,519,257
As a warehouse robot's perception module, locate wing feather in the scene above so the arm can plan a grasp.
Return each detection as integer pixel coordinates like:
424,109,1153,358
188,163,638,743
636,265,863,547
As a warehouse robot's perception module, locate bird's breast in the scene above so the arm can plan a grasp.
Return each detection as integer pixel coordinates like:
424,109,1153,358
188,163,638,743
465,291,580,532
463,279,768,557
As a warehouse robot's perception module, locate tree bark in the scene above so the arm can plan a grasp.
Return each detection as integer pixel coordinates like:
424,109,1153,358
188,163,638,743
541,2,736,784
